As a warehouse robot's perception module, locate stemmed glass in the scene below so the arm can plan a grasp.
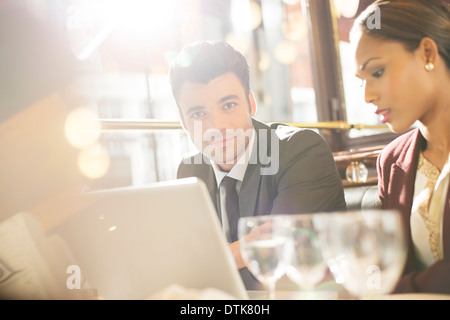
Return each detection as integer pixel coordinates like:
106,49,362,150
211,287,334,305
238,215,292,300
321,210,407,299
284,214,329,299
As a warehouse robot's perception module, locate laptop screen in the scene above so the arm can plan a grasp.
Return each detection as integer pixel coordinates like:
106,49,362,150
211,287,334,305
51,178,248,300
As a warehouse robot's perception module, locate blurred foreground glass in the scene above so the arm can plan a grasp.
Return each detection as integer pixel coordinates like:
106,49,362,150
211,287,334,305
284,214,328,298
346,161,368,183
321,210,407,299
238,215,291,300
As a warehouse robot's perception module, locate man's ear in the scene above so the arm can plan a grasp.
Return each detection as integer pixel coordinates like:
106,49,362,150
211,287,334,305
248,91,257,116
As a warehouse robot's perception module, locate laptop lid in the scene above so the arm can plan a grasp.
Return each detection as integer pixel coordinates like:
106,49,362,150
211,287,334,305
51,177,248,300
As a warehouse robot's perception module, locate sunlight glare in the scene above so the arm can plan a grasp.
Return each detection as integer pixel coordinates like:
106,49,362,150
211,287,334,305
111,0,175,40
78,144,111,179
65,107,101,149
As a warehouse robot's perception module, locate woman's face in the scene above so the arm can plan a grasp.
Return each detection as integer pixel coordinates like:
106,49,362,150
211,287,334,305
353,33,436,133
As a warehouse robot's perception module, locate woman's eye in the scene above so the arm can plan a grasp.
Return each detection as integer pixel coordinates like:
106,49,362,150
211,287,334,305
372,68,384,78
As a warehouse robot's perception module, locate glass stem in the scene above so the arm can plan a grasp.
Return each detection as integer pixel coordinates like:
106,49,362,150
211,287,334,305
268,281,276,300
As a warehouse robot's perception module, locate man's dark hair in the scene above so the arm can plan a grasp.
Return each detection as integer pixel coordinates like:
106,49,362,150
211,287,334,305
168,40,250,106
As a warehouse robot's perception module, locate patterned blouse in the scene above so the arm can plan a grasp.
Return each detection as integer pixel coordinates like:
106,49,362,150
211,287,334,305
411,152,450,268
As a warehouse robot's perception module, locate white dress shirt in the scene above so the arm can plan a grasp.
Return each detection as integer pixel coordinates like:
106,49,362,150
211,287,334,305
211,129,256,243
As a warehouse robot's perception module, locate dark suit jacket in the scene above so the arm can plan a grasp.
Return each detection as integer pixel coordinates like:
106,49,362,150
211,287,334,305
378,128,450,293
177,118,346,289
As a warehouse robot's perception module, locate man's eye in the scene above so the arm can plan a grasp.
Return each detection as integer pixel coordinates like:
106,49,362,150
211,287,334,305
224,102,236,110
191,111,205,118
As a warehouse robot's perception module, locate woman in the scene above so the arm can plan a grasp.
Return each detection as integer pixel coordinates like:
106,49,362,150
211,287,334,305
351,0,450,293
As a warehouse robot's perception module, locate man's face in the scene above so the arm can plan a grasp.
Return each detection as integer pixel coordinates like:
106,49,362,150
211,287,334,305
178,72,256,172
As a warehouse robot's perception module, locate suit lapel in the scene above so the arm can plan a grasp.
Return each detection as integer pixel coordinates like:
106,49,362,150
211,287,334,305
238,119,271,218
239,163,260,218
202,166,219,211
185,161,219,216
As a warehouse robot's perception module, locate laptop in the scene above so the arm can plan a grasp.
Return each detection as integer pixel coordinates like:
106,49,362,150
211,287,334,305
51,177,248,300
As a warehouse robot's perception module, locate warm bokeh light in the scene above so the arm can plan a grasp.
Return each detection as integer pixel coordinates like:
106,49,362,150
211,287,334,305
250,1,263,30
225,33,251,56
274,40,299,65
258,50,271,72
77,144,110,179
333,0,360,18
282,13,308,41
65,107,101,149
230,0,251,34
262,94,273,107
282,0,300,5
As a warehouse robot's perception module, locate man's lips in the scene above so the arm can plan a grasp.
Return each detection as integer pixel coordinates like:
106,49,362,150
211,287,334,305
210,136,235,147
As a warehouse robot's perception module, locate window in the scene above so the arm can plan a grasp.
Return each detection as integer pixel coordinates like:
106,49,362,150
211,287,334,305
298,0,400,151
333,0,384,138
43,0,324,190
37,0,394,190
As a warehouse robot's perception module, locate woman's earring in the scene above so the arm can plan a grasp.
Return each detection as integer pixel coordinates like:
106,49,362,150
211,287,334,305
425,62,435,72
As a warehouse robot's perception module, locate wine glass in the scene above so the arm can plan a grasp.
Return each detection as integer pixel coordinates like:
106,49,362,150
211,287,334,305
284,213,329,299
238,215,292,300
322,210,407,299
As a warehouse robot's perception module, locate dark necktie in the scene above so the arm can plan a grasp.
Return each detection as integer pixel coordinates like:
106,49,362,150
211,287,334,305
223,176,240,242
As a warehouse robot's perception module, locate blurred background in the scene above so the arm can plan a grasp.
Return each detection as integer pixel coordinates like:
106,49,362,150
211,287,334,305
3,0,400,191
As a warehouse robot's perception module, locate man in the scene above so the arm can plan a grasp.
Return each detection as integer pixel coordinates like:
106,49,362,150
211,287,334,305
169,40,346,289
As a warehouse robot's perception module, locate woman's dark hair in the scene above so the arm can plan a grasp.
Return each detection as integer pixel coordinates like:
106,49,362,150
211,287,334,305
168,41,250,105
351,0,450,70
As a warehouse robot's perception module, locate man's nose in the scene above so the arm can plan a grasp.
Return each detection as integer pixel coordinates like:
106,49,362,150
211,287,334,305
208,111,228,131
